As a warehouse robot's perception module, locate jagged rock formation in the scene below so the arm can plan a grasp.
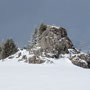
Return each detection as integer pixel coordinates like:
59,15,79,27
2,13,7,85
38,26,75,57
1,24,89,68
27,24,90,68
0,24,90,69
30,25,76,56
68,49,90,68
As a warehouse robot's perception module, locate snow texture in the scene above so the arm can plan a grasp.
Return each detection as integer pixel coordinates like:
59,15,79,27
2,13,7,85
0,50,90,90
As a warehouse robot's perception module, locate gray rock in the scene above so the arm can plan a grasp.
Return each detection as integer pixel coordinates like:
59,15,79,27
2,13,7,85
8,56,14,59
28,56,45,64
72,60,88,68
22,55,27,60
38,26,75,58
69,54,90,68
16,52,21,58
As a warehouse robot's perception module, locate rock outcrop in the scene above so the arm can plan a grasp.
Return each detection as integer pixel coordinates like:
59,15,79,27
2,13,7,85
27,24,90,68
68,50,90,68
38,26,75,57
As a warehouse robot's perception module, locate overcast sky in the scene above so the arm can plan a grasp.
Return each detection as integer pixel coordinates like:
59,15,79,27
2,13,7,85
0,0,90,49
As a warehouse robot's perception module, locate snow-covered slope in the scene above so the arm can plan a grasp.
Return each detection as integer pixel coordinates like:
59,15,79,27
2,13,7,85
0,49,90,90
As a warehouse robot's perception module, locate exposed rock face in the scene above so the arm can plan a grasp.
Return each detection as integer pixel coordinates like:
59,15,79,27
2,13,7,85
69,52,90,68
28,24,90,68
38,26,75,58
29,25,76,62
28,56,45,64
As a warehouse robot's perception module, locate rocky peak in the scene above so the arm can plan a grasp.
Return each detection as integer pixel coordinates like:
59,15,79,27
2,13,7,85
29,24,77,59
26,24,90,68
38,25,75,57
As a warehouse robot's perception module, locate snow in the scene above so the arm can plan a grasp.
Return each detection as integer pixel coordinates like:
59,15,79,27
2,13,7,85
31,46,41,51
47,25,60,29
59,37,65,42
0,50,90,90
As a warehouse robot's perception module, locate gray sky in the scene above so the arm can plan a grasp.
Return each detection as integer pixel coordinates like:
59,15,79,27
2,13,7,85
0,0,90,49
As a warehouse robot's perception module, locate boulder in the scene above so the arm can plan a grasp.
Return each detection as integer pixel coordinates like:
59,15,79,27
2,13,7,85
28,56,45,64
69,53,90,68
